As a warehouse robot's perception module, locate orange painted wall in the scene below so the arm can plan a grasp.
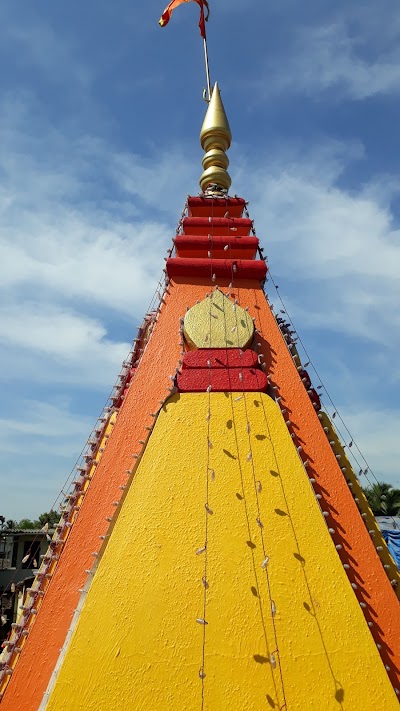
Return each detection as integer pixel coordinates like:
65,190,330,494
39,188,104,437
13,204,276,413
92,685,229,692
3,276,399,709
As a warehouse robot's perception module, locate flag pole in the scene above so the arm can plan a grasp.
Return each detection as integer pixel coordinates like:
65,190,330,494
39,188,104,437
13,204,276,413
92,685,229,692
203,35,212,101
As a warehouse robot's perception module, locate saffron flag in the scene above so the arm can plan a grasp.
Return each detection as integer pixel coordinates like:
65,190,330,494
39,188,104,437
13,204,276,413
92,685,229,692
159,0,210,39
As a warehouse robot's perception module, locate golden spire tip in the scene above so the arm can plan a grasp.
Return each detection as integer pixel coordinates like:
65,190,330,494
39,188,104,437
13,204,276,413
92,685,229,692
199,82,232,194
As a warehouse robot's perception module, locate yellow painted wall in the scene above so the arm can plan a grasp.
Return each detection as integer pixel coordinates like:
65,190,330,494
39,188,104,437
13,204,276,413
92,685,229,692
45,393,397,710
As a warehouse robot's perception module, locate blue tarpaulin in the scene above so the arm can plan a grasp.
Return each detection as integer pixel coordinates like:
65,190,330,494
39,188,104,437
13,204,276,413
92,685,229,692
376,516,400,531
376,517,400,571
381,530,400,571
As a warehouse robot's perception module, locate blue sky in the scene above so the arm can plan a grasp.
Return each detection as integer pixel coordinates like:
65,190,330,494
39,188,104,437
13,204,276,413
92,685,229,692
1,0,400,520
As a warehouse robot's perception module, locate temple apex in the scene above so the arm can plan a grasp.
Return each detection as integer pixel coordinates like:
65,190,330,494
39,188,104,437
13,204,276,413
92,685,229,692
199,82,232,193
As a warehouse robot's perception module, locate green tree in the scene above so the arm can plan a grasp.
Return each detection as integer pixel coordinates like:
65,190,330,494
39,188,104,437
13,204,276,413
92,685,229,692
363,482,400,516
17,511,59,530
37,511,60,528
17,518,36,530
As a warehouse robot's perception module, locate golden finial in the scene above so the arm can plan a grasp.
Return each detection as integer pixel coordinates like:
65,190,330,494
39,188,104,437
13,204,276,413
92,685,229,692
200,82,232,193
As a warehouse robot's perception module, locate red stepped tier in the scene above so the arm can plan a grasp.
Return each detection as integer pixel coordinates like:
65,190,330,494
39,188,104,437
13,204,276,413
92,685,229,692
187,196,246,218
182,217,252,236
182,349,259,369
177,367,268,392
174,234,259,260
178,348,267,393
166,257,267,281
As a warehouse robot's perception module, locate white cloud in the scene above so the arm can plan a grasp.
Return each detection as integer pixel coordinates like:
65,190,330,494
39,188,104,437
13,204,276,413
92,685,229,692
292,23,400,99
0,72,199,518
0,400,91,455
0,209,168,316
232,143,400,491
0,92,199,320
0,6,92,89
0,400,95,520
254,7,400,101
0,305,108,357
337,407,400,490
0,303,130,387
234,143,400,352
0,91,197,392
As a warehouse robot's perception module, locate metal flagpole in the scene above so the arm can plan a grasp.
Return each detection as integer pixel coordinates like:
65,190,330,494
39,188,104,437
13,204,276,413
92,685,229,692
203,36,212,101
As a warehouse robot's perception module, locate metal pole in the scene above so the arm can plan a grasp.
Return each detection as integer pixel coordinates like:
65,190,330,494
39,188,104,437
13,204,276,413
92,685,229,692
203,36,212,101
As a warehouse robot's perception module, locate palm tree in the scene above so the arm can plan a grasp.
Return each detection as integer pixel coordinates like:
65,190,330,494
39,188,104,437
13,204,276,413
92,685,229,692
363,481,400,516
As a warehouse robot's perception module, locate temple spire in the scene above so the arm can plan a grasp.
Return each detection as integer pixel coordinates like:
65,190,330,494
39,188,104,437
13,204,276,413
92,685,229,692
199,82,232,193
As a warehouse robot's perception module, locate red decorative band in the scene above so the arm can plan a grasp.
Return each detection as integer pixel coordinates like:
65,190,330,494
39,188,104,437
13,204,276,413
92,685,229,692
183,349,258,369
182,217,252,236
166,258,267,281
178,368,268,393
177,348,267,393
187,197,246,219
174,235,259,260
